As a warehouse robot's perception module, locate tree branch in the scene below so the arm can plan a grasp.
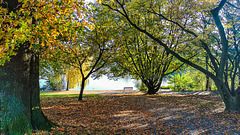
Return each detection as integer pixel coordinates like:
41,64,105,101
226,2,240,9
103,1,216,80
210,0,228,79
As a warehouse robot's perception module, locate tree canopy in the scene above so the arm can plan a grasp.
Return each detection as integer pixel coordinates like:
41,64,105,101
0,0,87,134
103,0,240,111
0,0,86,65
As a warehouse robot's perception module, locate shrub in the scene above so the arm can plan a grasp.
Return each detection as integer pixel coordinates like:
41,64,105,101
161,86,171,89
135,80,148,93
169,69,216,91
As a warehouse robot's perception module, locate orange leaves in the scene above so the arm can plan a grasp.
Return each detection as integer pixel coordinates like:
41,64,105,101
82,20,88,27
97,0,102,4
39,93,240,134
0,0,88,65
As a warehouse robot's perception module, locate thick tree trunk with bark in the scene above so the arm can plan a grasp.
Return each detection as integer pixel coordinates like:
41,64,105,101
146,87,159,94
0,44,54,134
0,1,54,134
224,95,240,111
213,78,240,111
30,51,55,130
144,81,161,94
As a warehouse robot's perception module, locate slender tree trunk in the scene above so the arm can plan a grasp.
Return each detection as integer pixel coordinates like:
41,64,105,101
66,79,70,91
78,78,86,101
205,56,211,91
0,44,54,134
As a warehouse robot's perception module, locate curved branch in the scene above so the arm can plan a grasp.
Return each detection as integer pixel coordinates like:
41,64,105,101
103,2,216,80
226,2,240,9
148,9,219,72
210,0,228,78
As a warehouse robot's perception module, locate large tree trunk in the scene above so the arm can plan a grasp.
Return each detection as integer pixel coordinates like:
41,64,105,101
146,88,159,94
145,81,161,94
0,44,54,134
214,79,240,111
0,1,54,134
219,89,240,111
224,95,240,111
30,51,55,130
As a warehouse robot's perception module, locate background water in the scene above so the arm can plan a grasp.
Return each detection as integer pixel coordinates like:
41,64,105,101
40,75,169,90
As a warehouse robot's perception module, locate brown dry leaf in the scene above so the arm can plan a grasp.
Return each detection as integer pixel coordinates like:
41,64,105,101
40,94,240,134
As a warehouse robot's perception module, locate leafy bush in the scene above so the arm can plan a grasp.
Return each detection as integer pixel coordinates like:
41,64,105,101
169,69,216,91
41,80,64,91
169,73,193,91
161,86,171,89
135,80,148,93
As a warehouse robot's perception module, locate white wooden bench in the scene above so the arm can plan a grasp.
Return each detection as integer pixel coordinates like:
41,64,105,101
123,87,133,90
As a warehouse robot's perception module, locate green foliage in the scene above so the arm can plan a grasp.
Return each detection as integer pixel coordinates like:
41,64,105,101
40,60,67,91
104,0,188,94
52,5,117,97
41,80,61,91
169,73,193,91
161,85,171,89
0,0,86,65
169,69,216,91
134,81,148,93
40,59,88,91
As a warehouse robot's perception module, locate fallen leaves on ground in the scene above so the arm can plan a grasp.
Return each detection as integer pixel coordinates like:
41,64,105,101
39,94,240,134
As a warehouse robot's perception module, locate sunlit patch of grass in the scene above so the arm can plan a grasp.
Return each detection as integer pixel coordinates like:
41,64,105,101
40,93,101,98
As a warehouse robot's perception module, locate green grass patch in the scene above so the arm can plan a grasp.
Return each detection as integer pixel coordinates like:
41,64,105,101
40,92,100,98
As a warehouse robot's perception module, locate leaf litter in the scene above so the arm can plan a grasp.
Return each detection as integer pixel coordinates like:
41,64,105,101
38,94,240,134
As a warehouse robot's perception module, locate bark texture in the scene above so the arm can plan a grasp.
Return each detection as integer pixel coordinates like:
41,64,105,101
213,79,240,111
0,1,54,134
0,43,54,134
146,88,159,94
144,80,161,95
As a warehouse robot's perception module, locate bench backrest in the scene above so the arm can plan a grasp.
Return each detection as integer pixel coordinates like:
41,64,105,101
123,87,133,90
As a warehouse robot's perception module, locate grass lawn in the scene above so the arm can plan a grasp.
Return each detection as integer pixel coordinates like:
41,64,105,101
40,92,100,98
38,93,240,134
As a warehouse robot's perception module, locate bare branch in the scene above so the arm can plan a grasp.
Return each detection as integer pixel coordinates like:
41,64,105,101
226,2,240,9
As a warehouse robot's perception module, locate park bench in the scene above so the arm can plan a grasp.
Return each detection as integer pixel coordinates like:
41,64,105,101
123,87,133,90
